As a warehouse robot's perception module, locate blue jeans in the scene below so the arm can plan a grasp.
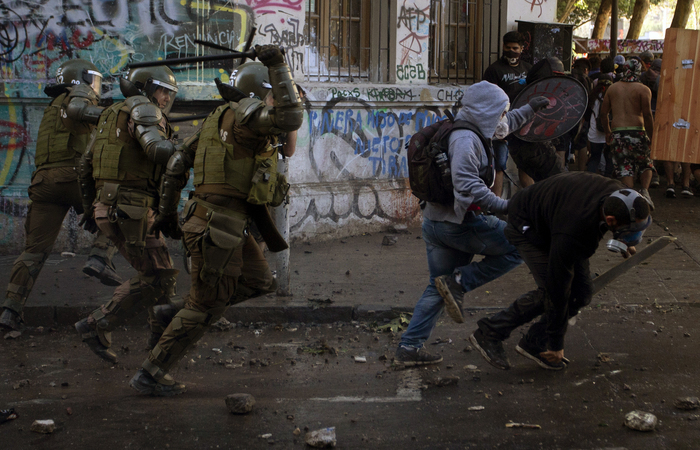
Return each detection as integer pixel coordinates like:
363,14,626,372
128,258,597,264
399,214,523,348
493,140,509,172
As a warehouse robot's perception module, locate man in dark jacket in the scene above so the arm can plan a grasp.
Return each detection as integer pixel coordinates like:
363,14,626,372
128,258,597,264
470,172,651,370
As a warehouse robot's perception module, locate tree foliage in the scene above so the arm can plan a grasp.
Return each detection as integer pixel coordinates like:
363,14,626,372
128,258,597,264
557,0,661,28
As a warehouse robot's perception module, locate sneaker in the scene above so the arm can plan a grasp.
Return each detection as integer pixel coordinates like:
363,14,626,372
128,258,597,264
83,256,123,287
435,274,465,323
0,308,22,332
638,188,655,211
75,318,118,364
129,369,186,397
681,186,694,198
666,185,676,198
650,173,660,188
469,330,510,370
394,345,443,366
515,338,567,371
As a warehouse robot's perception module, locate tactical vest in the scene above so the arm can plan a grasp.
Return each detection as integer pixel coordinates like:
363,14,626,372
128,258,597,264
193,104,279,202
92,100,170,183
34,94,88,169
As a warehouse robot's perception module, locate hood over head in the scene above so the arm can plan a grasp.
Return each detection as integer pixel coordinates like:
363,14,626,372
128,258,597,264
455,81,510,139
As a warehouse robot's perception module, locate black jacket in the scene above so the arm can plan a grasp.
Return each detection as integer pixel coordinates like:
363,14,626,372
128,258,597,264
507,172,625,349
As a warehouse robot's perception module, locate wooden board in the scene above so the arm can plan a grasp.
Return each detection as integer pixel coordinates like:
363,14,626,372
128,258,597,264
651,28,700,163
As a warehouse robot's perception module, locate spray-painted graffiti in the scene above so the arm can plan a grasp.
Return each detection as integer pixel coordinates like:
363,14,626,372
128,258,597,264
397,1,430,65
526,0,547,18
396,63,426,81
246,0,304,14
587,39,664,54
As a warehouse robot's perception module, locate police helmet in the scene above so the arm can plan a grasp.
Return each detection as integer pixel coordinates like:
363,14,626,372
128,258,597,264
120,66,178,114
55,59,103,97
231,62,272,101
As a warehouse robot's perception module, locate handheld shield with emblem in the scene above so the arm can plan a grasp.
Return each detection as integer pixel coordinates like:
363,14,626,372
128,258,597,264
511,76,588,142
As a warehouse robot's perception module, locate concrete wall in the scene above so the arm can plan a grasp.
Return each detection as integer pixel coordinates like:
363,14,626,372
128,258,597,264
0,0,481,253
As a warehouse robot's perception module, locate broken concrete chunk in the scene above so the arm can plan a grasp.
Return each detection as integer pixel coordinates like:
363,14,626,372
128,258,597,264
30,419,55,434
675,397,700,411
434,376,460,387
305,427,337,448
468,406,485,411
354,356,367,363
382,235,398,246
624,410,657,431
4,331,21,340
225,393,256,414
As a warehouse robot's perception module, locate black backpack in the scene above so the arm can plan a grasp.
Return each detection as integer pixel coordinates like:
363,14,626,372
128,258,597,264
407,115,493,204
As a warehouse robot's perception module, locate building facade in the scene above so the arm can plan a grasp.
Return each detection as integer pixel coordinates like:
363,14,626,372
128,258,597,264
0,0,555,252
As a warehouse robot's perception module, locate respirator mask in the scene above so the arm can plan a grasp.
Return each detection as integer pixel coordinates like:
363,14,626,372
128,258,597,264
493,104,510,140
503,50,521,65
604,190,652,253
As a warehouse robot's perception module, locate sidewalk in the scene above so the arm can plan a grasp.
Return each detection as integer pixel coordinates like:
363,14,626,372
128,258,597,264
2,186,699,327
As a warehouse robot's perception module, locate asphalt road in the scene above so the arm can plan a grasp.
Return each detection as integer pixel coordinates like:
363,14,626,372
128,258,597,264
2,303,700,449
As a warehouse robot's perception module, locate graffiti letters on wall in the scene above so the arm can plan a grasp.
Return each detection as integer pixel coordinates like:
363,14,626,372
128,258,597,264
587,39,664,54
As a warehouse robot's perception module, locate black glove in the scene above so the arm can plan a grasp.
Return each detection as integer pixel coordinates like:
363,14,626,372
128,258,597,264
148,213,183,240
255,44,285,66
79,207,98,234
528,96,551,112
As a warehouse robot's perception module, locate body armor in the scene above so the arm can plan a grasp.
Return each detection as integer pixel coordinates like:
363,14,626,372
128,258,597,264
193,103,279,203
92,100,172,185
34,94,88,169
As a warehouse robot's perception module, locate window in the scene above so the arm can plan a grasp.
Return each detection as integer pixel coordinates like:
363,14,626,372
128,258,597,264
429,0,503,84
305,0,393,82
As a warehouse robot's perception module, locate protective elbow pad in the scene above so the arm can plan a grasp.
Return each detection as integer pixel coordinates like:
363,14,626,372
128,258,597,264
144,137,176,165
130,101,162,126
65,99,103,126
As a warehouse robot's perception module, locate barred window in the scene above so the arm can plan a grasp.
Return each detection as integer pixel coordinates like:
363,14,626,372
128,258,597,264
305,0,393,82
429,0,503,85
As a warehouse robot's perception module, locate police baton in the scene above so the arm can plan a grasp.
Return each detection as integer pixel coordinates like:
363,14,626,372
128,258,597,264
128,49,258,69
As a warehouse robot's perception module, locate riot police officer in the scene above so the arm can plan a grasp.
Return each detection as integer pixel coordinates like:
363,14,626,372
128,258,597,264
1,60,121,332
74,65,181,364
128,44,302,396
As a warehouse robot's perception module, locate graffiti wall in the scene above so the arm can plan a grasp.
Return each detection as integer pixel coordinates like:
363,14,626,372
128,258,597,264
0,0,469,252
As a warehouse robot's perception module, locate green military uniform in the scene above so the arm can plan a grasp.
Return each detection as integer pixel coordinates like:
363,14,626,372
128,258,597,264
75,96,179,363
2,92,118,327
133,47,303,393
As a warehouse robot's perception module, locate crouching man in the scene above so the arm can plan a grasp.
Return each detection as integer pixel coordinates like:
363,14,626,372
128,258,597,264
395,81,550,366
471,172,651,370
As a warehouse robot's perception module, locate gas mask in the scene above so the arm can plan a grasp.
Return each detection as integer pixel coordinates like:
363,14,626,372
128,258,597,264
503,50,521,66
604,190,652,254
493,106,510,140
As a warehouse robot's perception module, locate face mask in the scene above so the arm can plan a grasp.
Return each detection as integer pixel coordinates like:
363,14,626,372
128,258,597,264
503,50,521,65
493,115,509,140
606,216,651,253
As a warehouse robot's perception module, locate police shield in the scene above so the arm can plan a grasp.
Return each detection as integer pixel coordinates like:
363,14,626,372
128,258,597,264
511,76,588,142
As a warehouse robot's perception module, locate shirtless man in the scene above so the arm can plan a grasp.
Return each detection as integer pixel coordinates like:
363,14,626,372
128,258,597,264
599,59,655,210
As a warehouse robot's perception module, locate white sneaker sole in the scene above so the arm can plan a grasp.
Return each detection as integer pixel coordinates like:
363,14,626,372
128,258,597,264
436,278,464,324
515,345,567,371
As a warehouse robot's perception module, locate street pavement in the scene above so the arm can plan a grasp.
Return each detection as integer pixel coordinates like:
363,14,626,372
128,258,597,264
1,185,700,448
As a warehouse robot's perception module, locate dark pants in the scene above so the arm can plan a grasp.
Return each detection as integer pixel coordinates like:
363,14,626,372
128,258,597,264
477,224,593,351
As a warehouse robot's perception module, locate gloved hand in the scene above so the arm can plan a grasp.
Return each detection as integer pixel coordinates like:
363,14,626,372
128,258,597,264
79,207,99,234
148,213,183,240
528,96,551,112
255,44,285,67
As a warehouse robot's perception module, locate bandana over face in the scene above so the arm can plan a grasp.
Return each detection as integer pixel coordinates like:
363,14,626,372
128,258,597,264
621,59,642,83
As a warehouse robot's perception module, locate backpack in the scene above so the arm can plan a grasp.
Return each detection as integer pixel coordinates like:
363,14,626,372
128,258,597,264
407,115,493,204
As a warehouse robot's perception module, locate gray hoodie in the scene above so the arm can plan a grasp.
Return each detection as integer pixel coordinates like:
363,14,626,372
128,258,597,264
424,81,535,223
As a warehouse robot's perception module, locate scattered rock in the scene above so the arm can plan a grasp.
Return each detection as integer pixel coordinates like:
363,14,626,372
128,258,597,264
354,356,367,363
13,379,30,390
30,419,55,434
60,252,76,258
675,397,700,411
305,427,337,448
212,317,234,331
293,428,301,436
468,406,485,411
624,411,657,431
258,433,272,439
382,235,398,246
225,393,256,414
4,331,21,340
464,365,478,371
434,376,460,387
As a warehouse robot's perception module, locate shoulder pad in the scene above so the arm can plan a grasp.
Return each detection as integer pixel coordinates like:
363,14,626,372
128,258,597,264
68,84,99,102
234,97,265,125
124,95,151,110
130,101,162,126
